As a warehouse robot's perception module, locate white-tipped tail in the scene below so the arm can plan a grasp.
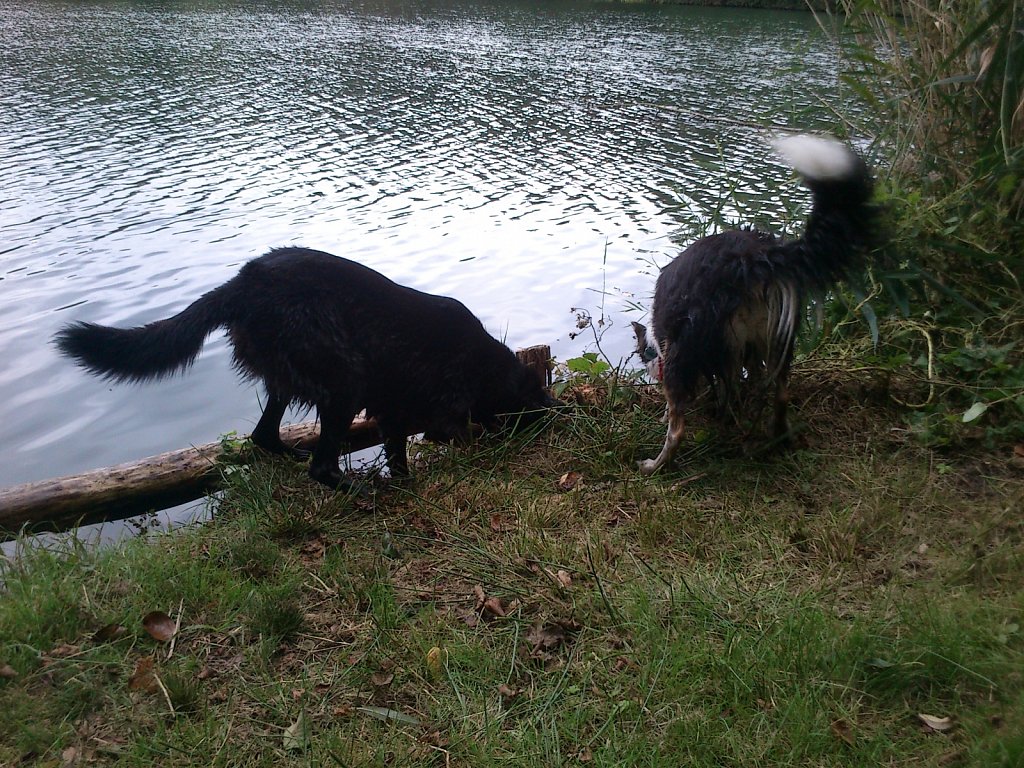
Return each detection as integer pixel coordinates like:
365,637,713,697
772,134,856,181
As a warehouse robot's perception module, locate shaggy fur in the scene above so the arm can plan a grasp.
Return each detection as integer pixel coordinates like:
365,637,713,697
55,247,556,488
634,135,877,475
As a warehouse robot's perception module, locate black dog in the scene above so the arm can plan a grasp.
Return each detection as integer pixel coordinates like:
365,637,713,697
56,247,556,488
634,135,877,474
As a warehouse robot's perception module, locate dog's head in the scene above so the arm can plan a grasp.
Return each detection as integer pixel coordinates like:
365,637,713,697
483,359,561,435
631,321,663,381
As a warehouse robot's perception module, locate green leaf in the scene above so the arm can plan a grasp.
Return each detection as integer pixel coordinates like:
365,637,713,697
962,402,988,423
356,706,421,726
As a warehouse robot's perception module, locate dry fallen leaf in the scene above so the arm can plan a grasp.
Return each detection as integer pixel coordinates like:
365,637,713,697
497,683,519,700
283,711,309,752
612,656,634,674
370,671,395,688
142,611,177,643
525,619,582,658
127,656,159,693
919,713,955,732
557,471,582,491
93,623,128,644
830,718,856,746
482,596,507,618
49,643,80,658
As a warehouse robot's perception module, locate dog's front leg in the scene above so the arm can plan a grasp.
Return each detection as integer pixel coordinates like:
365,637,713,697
309,402,356,489
384,436,410,478
638,402,685,475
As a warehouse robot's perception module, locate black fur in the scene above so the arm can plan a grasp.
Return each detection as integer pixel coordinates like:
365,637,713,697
55,247,556,488
636,138,877,474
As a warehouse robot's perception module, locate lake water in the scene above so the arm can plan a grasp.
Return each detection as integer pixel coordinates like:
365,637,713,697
0,0,842,527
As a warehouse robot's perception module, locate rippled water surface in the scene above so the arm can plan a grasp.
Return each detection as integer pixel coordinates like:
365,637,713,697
0,0,840,494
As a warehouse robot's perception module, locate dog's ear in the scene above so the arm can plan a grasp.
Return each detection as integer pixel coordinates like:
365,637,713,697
630,321,648,354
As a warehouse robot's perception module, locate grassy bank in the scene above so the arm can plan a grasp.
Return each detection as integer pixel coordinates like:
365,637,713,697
2,362,1022,766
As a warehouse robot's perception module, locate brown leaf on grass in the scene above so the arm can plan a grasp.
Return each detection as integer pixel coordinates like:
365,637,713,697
482,596,507,618
525,619,582,659
142,611,176,643
49,643,80,658
92,623,128,644
419,730,449,748
370,671,395,688
497,683,519,700
830,718,856,746
0,663,17,679
612,656,634,674
127,656,159,693
455,606,479,628
471,585,509,620
919,713,955,733
605,504,637,527
557,471,582,491
603,540,619,565
300,537,326,561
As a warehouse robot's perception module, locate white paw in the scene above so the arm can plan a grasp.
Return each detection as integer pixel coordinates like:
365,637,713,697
637,459,659,476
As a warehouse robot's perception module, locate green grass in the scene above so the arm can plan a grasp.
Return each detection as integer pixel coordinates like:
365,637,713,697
2,367,1022,766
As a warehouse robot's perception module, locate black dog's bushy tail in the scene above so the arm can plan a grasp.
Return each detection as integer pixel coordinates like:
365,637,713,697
55,282,236,383
768,134,877,291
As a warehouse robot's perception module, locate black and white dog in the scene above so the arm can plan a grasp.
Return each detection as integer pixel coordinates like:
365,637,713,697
633,135,877,474
56,247,556,488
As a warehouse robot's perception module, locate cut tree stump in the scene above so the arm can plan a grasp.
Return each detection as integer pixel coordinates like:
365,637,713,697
0,345,552,539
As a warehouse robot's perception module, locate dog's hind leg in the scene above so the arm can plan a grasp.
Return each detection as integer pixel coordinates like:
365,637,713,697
250,393,307,460
309,400,358,489
639,401,686,475
252,391,308,459
771,363,792,443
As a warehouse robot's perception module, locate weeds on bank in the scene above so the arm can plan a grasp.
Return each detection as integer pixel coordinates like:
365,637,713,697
805,0,1024,449
2,366,1023,766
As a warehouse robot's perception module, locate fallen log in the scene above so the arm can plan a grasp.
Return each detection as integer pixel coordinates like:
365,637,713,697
0,345,552,539
0,418,383,539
